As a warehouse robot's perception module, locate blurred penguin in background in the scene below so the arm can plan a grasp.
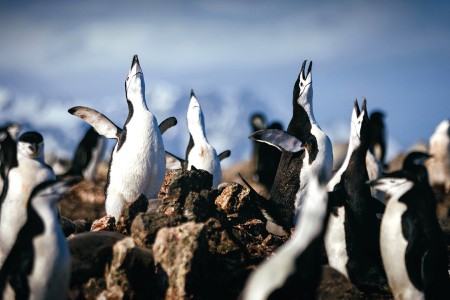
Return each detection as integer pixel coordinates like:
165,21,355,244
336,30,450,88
250,113,283,191
369,111,387,167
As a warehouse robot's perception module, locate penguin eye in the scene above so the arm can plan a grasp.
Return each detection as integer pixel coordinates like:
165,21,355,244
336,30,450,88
300,82,303,87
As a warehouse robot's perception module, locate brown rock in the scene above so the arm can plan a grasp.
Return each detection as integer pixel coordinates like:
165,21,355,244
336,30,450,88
153,221,219,299
130,212,183,248
58,179,106,221
91,216,116,232
104,237,162,300
115,194,149,235
317,265,363,300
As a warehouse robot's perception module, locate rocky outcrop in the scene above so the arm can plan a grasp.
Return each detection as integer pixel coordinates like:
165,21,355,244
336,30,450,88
64,168,391,299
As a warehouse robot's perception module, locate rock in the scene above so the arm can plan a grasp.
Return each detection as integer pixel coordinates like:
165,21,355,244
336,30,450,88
153,222,210,299
91,216,116,231
104,237,163,300
58,179,106,221
317,265,362,300
130,212,183,248
68,231,127,288
60,215,89,237
215,182,264,224
115,194,149,235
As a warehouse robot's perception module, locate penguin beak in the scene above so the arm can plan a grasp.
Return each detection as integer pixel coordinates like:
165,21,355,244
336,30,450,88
129,55,143,77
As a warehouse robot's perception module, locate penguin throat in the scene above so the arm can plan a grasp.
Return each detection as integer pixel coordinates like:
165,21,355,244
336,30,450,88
189,122,208,144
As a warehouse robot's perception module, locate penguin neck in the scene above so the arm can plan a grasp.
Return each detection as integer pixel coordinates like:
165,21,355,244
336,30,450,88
18,152,45,164
189,121,208,145
130,96,148,111
288,102,316,140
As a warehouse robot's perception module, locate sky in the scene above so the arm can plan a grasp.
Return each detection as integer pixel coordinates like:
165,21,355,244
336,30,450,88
0,0,449,165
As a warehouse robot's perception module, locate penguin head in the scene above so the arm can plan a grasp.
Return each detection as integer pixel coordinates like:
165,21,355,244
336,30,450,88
18,131,45,159
293,60,313,107
250,113,267,131
402,151,431,184
125,54,146,106
350,99,370,149
187,90,206,136
368,171,414,199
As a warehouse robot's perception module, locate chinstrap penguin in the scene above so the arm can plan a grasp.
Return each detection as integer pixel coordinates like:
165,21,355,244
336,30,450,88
0,131,55,264
241,171,330,300
370,171,449,299
249,61,333,234
185,90,223,188
0,178,77,300
68,54,167,222
61,126,106,181
324,99,388,292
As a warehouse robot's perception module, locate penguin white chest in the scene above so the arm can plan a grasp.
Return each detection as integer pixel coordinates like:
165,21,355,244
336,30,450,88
380,198,423,299
188,143,221,187
30,220,71,300
324,206,349,278
107,112,165,201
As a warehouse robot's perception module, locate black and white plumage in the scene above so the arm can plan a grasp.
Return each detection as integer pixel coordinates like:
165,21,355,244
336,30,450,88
62,126,106,181
68,55,167,221
249,61,333,234
241,171,329,299
370,171,450,299
324,99,387,292
0,179,77,300
185,90,222,188
0,131,55,264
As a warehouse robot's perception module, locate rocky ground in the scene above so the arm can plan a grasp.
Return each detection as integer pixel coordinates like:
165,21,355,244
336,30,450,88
57,161,449,300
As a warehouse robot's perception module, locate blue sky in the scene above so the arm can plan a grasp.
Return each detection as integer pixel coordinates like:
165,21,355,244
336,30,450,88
0,0,449,163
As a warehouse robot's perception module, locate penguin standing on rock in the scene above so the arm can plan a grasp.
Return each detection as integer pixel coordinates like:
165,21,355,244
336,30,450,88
0,131,55,264
324,99,388,292
0,179,77,300
249,61,333,234
185,90,222,188
370,171,450,299
69,55,167,221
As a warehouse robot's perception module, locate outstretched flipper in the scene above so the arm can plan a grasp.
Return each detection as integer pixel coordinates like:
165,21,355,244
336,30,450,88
249,129,304,153
218,150,231,161
68,106,122,139
158,117,177,135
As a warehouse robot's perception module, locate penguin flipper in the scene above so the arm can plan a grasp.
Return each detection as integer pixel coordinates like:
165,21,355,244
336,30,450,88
249,129,303,153
218,150,231,161
166,151,185,170
68,106,122,139
159,117,178,135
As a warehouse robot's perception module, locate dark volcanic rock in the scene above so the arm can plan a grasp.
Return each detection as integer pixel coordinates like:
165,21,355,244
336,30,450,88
115,194,149,235
130,212,183,248
104,237,165,300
